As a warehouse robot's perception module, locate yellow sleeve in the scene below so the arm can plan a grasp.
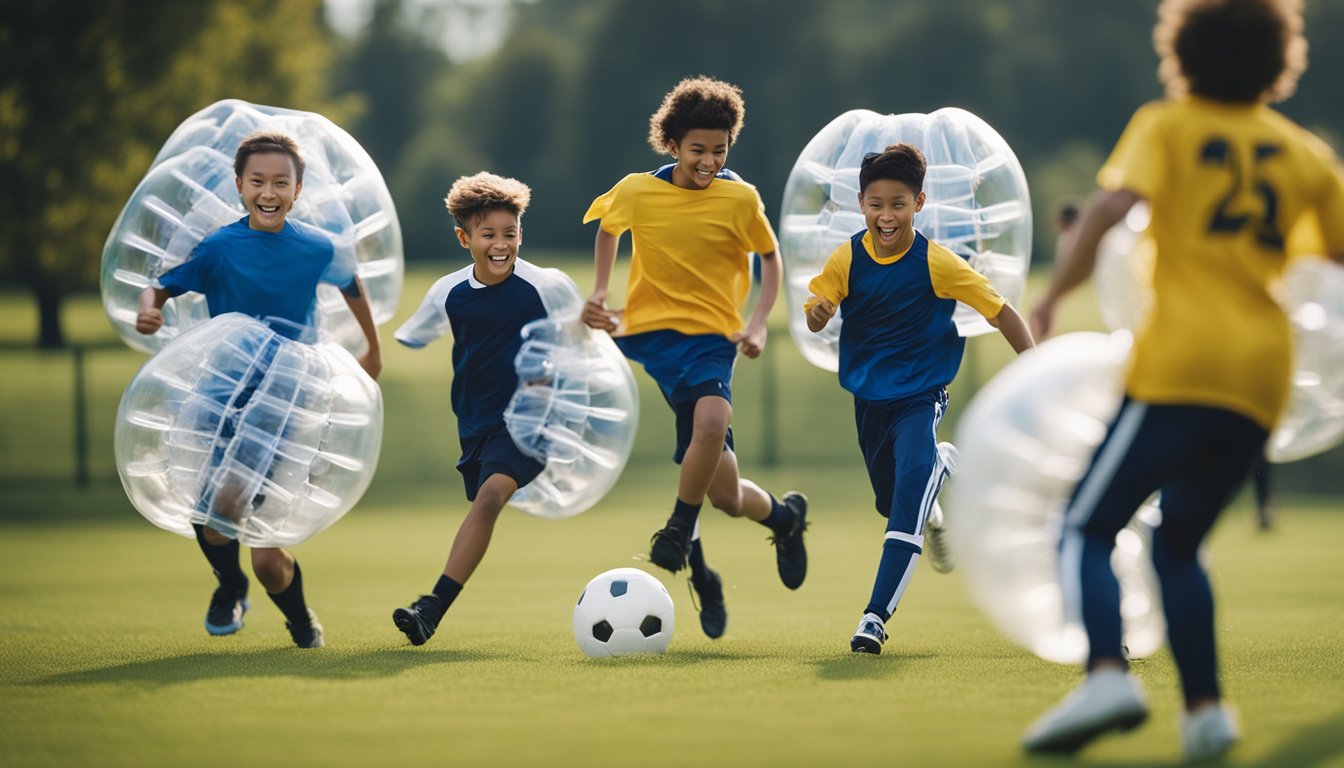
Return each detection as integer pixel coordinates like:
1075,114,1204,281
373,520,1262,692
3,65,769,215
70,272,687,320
927,242,1005,318
742,186,780,254
1097,103,1166,201
804,242,852,311
582,175,634,236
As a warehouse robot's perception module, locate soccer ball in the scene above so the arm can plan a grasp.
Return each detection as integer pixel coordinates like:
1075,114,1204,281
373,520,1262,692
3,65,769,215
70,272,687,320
573,568,675,658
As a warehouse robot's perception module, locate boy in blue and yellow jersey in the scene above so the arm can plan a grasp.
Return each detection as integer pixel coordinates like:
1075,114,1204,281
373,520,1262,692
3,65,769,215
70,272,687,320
1022,0,1344,760
805,144,1034,656
390,173,557,646
582,77,808,639
136,130,383,649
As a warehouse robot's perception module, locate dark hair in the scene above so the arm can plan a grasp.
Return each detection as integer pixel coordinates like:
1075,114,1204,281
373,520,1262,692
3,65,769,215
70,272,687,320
859,143,926,195
234,130,305,183
647,76,745,153
1155,0,1306,103
445,171,531,231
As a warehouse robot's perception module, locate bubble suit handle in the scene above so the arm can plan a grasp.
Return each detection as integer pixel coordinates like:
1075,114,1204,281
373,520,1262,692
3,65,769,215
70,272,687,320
101,99,404,356
115,313,382,547
780,108,1032,372
503,269,640,519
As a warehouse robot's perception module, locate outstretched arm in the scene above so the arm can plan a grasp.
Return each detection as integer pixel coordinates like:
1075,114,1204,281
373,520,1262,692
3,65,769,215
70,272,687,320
341,276,382,380
733,250,780,359
1031,187,1142,340
582,228,624,332
136,287,173,334
986,302,1035,354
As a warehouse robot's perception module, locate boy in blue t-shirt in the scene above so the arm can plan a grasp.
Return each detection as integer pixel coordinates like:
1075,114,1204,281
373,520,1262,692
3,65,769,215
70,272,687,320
390,172,555,646
805,144,1034,655
135,130,383,648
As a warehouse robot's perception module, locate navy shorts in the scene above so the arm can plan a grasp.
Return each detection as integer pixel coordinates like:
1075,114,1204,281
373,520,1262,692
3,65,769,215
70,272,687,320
195,334,283,518
854,387,950,536
617,330,736,464
458,426,545,501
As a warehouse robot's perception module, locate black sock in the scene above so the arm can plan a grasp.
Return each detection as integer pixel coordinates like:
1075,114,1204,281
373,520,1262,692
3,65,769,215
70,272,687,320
671,498,702,529
688,538,715,590
193,524,248,592
758,495,793,535
267,561,311,626
432,575,463,609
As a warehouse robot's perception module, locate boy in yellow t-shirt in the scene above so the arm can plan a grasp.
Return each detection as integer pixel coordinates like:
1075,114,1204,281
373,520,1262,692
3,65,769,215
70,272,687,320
582,77,807,639
1023,0,1344,760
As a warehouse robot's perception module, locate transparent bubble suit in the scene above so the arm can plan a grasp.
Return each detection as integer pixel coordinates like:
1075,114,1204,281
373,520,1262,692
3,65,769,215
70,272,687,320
944,332,1166,664
115,314,383,547
100,99,403,355
503,270,640,519
780,108,1032,371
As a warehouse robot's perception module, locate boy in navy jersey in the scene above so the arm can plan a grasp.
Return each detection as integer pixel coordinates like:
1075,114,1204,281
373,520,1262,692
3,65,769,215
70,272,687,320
1023,0,1344,759
391,172,556,645
805,144,1034,655
136,130,383,649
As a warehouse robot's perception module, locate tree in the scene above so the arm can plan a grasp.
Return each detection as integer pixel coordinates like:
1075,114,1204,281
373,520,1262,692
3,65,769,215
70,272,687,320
0,0,339,347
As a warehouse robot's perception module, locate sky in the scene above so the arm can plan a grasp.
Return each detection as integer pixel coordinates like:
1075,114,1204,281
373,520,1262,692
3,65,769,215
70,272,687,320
323,0,528,62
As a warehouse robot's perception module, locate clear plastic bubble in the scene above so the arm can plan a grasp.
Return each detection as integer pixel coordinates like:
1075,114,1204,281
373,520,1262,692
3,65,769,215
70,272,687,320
101,99,403,355
573,567,675,658
944,332,1166,665
503,269,640,519
780,108,1032,371
115,313,383,548
1268,257,1344,462
1093,203,1154,333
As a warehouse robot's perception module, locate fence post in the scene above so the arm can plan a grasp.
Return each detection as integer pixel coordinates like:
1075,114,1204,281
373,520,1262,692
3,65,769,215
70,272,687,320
73,345,90,488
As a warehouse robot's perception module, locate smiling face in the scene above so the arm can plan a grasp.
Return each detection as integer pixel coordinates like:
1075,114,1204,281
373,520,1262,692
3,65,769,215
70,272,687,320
235,151,301,233
859,178,925,258
666,128,730,190
457,207,521,285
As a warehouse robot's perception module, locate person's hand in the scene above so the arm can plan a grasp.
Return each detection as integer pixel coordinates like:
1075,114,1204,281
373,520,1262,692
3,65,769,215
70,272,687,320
1029,297,1057,341
581,292,623,333
730,322,767,359
136,308,164,335
358,349,382,380
806,295,836,328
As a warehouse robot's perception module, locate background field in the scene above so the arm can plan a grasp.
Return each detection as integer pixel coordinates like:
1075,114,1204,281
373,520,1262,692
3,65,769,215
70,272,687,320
2,263,1342,767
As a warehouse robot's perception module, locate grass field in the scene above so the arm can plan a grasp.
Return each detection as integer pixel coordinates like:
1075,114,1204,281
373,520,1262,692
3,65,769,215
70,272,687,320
2,262,1343,766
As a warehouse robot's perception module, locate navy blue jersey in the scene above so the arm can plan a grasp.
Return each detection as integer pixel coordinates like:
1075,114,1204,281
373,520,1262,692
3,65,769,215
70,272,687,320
155,217,356,341
650,163,744,183
395,259,553,439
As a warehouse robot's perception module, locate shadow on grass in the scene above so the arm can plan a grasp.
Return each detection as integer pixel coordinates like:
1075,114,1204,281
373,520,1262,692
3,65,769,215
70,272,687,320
811,651,938,681
30,646,503,687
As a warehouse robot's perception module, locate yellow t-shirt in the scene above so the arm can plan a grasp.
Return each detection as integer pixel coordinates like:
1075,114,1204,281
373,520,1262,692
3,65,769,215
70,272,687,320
1100,97,1344,429
583,172,779,337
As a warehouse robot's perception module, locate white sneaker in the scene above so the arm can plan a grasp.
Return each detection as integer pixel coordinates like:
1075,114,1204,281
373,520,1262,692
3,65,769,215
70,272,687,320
1181,703,1238,762
925,501,955,573
1022,668,1149,753
849,612,888,654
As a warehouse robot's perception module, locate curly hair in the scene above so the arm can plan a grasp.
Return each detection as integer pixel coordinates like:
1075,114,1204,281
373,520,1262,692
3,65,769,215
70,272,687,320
647,76,746,154
234,130,305,183
1155,0,1307,103
444,172,532,231
859,143,927,196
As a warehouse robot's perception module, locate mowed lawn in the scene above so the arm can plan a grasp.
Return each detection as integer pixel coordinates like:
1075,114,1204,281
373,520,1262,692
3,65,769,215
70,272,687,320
2,263,1343,766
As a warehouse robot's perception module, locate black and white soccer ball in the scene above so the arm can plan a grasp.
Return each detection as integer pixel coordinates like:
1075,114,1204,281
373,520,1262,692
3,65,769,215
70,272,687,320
573,568,675,658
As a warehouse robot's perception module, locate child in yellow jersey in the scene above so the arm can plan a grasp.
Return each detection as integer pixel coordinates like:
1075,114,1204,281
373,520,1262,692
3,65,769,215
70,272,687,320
1023,0,1344,760
804,144,1034,656
581,76,808,639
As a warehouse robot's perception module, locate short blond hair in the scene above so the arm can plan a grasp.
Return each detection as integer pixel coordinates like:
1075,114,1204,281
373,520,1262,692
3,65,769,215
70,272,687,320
444,172,531,230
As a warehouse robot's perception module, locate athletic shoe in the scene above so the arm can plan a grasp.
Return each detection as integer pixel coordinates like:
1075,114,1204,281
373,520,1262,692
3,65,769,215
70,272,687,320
770,492,809,589
286,609,324,649
925,500,955,574
393,594,446,646
689,569,727,639
204,584,249,636
1022,668,1149,754
850,612,887,654
649,517,693,573
1181,703,1239,762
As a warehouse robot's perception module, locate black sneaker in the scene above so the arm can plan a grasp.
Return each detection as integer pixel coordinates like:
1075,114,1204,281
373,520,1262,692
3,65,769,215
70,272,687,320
287,609,324,649
649,517,693,573
850,612,887,654
205,583,249,636
393,594,446,646
690,569,727,639
770,492,809,590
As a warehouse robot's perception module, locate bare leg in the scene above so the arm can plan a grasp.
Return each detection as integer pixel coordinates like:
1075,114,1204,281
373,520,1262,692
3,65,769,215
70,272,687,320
444,473,518,585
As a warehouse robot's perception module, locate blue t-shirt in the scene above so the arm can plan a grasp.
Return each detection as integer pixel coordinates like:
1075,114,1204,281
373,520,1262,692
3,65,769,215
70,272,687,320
394,259,552,439
156,217,356,341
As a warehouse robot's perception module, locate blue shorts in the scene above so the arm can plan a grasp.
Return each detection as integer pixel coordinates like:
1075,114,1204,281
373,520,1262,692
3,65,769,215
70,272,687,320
617,330,736,464
854,387,950,536
195,334,283,518
458,426,545,501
